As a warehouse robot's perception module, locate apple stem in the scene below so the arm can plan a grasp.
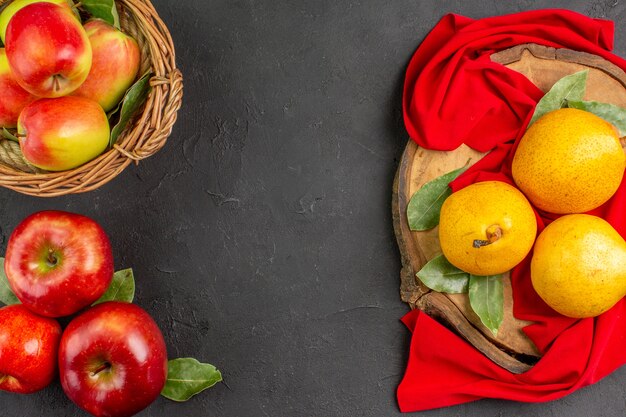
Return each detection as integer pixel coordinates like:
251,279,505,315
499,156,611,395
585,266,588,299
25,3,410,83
47,250,58,267
473,225,503,248
52,75,62,93
92,362,112,376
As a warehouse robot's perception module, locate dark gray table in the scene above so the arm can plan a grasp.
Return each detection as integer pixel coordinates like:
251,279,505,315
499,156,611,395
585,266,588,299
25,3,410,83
1,0,625,416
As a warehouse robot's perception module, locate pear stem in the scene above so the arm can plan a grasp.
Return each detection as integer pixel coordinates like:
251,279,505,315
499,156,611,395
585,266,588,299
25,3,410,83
473,225,503,248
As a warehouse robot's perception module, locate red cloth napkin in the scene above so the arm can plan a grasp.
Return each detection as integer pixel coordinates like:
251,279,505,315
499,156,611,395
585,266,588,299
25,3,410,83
398,10,626,412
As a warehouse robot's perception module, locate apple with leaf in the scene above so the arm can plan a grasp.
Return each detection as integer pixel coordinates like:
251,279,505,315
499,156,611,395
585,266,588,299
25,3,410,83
0,210,222,416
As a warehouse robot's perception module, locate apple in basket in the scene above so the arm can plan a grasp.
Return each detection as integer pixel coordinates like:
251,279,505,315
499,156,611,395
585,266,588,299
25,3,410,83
74,19,141,112
0,305,62,394
4,210,114,318
5,2,91,97
0,0,75,43
16,96,110,171
0,48,36,128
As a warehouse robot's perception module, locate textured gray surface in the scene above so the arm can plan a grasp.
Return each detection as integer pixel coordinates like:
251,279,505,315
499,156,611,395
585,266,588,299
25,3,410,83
0,0,625,416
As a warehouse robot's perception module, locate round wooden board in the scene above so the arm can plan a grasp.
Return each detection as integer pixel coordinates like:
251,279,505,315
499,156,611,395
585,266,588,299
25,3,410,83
393,43,626,374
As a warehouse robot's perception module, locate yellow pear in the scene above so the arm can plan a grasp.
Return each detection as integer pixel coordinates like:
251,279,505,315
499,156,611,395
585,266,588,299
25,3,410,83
512,108,625,214
531,214,626,318
439,181,537,276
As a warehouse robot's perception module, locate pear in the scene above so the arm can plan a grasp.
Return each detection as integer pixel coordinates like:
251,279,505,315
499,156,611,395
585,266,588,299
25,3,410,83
512,108,625,214
439,181,537,276
531,214,626,318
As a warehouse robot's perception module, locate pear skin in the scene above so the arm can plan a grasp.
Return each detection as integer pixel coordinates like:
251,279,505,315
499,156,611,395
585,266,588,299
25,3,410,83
531,214,626,318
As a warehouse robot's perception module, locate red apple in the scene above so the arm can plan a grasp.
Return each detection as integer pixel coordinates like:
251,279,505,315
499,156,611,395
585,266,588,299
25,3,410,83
59,302,168,417
74,19,141,112
17,96,110,171
0,48,36,128
5,210,114,318
0,304,61,394
5,2,92,97
0,0,74,44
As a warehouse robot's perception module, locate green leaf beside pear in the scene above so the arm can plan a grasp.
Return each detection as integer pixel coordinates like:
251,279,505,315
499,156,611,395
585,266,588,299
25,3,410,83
407,166,469,231
416,254,470,294
161,358,223,402
468,274,504,337
529,70,588,126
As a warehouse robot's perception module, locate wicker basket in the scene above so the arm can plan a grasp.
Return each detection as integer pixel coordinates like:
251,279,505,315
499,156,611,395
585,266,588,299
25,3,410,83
0,0,183,197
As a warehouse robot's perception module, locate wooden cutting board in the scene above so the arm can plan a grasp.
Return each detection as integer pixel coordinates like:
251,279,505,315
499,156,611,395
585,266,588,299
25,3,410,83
392,43,626,374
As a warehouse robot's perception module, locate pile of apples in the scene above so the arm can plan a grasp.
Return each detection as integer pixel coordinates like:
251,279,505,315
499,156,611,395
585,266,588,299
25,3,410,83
0,0,140,171
0,210,168,416
0,211,168,416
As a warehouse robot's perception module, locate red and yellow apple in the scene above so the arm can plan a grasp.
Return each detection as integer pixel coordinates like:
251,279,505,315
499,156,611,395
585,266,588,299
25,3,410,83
0,48,36,128
59,302,168,417
0,0,74,44
4,210,114,318
5,2,92,97
0,304,62,394
17,96,110,171
74,19,141,112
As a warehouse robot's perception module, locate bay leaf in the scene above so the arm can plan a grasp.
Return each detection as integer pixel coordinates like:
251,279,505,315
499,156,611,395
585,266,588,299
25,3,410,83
161,358,222,402
567,100,626,136
80,0,120,29
0,258,19,306
529,70,588,126
416,254,469,294
407,166,468,231
109,71,152,146
93,268,135,305
468,274,504,337
2,128,18,142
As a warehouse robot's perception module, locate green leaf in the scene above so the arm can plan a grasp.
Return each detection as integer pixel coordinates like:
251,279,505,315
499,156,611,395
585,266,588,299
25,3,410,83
416,255,470,294
530,70,588,126
566,100,626,136
0,258,19,306
109,71,152,146
407,166,468,231
80,0,120,29
161,358,222,402
468,274,504,337
2,128,18,142
93,268,135,305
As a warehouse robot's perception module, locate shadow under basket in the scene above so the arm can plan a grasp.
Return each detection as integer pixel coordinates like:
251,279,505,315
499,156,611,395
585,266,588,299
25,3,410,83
0,0,183,197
